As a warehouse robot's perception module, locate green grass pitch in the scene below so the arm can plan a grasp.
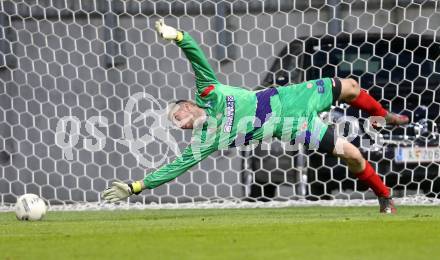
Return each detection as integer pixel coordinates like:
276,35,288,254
1,206,440,259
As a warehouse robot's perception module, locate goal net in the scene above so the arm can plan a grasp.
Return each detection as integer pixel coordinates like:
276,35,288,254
1,0,439,209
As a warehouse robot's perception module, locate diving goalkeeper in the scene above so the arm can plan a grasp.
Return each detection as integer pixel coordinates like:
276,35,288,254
102,19,409,213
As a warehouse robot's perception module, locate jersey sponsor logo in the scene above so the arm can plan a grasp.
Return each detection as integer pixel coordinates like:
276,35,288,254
316,79,325,94
224,96,235,133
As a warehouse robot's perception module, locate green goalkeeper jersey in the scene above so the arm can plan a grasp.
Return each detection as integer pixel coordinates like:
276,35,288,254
143,32,334,189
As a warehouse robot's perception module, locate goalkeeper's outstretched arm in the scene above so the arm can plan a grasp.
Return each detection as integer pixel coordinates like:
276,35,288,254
102,144,216,202
155,19,218,92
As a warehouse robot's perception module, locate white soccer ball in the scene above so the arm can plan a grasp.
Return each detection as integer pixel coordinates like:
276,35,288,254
15,194,47,221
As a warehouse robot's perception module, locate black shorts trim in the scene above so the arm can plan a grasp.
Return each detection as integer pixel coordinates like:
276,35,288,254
317,125,336,154
331,78,342,105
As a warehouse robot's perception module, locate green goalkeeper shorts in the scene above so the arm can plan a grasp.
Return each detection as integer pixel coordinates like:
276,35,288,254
273,78,341,152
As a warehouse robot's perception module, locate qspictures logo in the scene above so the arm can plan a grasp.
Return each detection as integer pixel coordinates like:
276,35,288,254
55,92,180,168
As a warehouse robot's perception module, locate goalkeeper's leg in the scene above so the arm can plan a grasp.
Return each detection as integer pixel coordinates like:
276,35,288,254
336,78,409,125
317,127,396,214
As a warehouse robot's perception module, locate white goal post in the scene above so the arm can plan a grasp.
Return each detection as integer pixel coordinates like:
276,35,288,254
0,0,439,208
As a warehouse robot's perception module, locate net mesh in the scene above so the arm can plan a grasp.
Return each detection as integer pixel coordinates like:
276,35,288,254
0,0,439,208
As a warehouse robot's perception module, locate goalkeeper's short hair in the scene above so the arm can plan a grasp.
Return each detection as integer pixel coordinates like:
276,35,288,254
167,100,196,121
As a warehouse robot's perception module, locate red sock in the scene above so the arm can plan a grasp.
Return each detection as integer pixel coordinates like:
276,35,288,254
355,162,390,198
349,89,387,117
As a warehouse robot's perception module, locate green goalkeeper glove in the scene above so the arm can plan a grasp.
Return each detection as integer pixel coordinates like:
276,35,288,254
101,181,143,203
155,18,183,42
